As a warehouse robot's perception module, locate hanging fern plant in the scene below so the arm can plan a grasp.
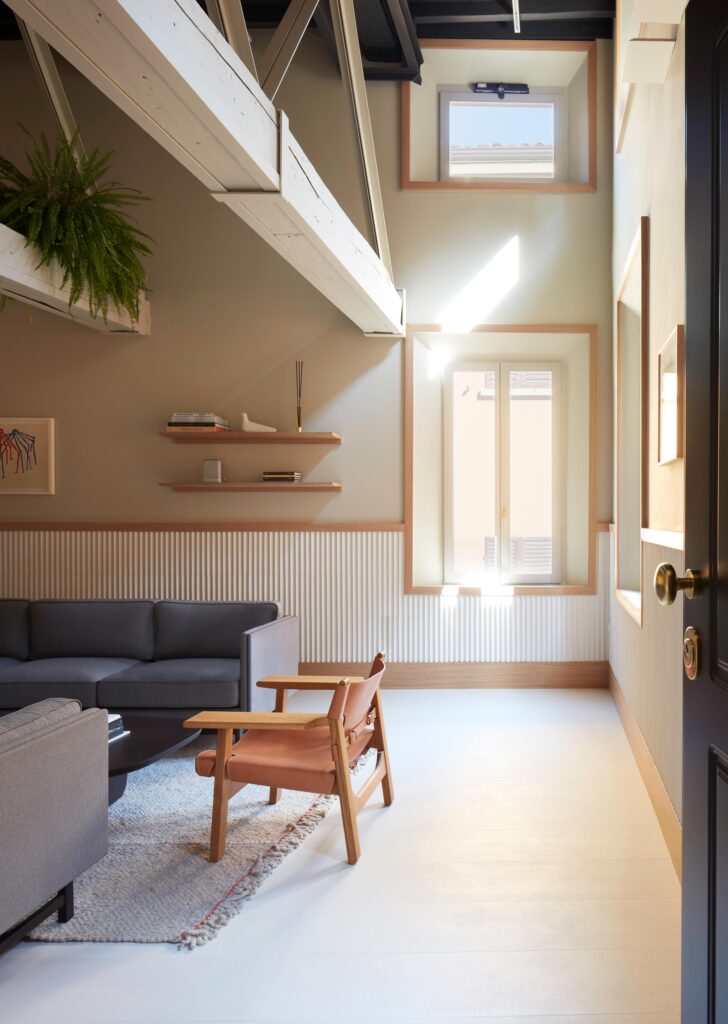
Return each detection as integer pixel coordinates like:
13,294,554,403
0,130,153,323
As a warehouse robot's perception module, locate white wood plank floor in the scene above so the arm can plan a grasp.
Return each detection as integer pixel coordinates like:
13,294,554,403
0,689,681,1024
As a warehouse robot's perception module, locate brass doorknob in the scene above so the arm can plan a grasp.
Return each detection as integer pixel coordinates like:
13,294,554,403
654,563,700,606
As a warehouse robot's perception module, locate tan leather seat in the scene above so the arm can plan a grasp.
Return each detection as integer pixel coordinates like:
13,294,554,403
196,724,372,795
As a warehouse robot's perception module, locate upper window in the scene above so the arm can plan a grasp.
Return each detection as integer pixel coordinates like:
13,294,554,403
402,41,596,192
439,91,565,183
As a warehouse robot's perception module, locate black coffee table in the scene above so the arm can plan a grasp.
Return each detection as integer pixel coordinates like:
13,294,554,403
108,715,202,804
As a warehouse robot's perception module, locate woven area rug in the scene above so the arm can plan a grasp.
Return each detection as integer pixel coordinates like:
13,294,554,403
31,738,361,949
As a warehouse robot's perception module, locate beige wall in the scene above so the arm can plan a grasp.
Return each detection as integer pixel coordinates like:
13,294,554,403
0,41,402,523
610,16,686,819
613,24,685,532
0,33,614,529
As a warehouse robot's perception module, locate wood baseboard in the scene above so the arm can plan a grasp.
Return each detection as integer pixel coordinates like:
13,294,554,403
299,661,609,689
609,667,682,880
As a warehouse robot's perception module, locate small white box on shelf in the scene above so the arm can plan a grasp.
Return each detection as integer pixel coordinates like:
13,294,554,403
202,459,223,483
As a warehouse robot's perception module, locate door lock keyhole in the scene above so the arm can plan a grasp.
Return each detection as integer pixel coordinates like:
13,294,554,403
683,626,700,681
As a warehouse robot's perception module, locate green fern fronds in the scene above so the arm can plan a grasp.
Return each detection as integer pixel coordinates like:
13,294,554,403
0,130,153,323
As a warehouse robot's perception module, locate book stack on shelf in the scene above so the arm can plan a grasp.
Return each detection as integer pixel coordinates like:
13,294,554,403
108,712,130,743
167,412,230,433
262,470,303,483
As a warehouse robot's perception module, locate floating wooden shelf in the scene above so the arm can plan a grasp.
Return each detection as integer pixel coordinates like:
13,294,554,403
159,481,342,493
161,431,341,446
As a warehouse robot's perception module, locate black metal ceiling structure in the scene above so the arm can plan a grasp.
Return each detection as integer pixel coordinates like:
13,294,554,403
0,1,616,82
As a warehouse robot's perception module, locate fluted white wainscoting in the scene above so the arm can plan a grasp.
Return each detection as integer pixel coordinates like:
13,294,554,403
0,530,609,663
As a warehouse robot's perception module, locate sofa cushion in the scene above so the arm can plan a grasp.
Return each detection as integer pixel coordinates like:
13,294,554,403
154,601,278,660
0,657,21,671
0,657,141,709
30,600,155,660
0,697,81,750
0,600,30,660
98,658,240,709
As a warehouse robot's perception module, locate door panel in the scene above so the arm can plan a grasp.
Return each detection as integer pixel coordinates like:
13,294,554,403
684,2,728,1020
712,752,728,1019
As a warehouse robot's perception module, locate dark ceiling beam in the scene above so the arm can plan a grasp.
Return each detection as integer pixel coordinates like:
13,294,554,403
313,0,422,82
417,18,613,39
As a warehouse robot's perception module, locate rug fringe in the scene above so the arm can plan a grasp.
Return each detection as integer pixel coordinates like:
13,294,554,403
179,795,334,950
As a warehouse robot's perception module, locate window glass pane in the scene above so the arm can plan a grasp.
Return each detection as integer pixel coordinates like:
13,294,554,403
450,368,497,581
508,369,553,576
448,101,555,179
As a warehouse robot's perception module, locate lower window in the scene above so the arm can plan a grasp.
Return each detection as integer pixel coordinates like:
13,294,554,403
444,361,563,585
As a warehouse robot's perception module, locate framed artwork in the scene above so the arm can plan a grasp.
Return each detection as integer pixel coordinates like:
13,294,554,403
0,418,55,494
657,325,684,465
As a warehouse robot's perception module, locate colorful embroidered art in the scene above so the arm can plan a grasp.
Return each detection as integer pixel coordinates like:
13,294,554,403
0,428,37,478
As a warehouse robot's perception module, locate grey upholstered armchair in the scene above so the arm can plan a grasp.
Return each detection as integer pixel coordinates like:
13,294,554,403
0,698,108,953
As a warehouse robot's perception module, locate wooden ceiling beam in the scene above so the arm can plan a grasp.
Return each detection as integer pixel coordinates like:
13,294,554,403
205,0,259,82
4,0,403,335
258,0,319,100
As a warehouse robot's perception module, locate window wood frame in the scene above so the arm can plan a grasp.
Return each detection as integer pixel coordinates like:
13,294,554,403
614,216,650,627
405,323,600,597
402,40,597,194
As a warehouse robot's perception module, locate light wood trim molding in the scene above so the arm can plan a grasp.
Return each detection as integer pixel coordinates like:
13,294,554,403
404,330,415,595
401,40,597,193
401,74,411,191
402,180,596,195
404,324,600,597
0,521,405,533
615,84,635,154
614,216,650,628
616,587,643,626
609,667,682,880
587,36,598,188
420,39,600,52
301,661,609,689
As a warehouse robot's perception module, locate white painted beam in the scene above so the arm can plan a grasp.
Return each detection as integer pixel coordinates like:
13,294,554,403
623,37,676,83
16,19,85,165
259,0,319,101
0,224,151,334
329,0,392,277
4,0,402,335
205,0,259,83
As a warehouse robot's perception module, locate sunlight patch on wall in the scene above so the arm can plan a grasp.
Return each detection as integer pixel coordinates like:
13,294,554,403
437,235,520,332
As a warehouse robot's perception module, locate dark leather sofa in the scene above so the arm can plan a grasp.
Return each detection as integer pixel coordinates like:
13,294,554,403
0,599,298,717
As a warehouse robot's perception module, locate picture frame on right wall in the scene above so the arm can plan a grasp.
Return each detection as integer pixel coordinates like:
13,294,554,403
657,324,684,465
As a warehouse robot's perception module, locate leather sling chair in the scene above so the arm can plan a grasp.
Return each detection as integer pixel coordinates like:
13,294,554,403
185,653,393,864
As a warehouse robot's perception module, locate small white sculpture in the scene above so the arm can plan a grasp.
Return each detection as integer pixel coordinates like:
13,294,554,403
240,412,277,433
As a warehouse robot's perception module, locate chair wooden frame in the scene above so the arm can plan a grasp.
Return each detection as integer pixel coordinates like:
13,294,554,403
185,659,394,865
